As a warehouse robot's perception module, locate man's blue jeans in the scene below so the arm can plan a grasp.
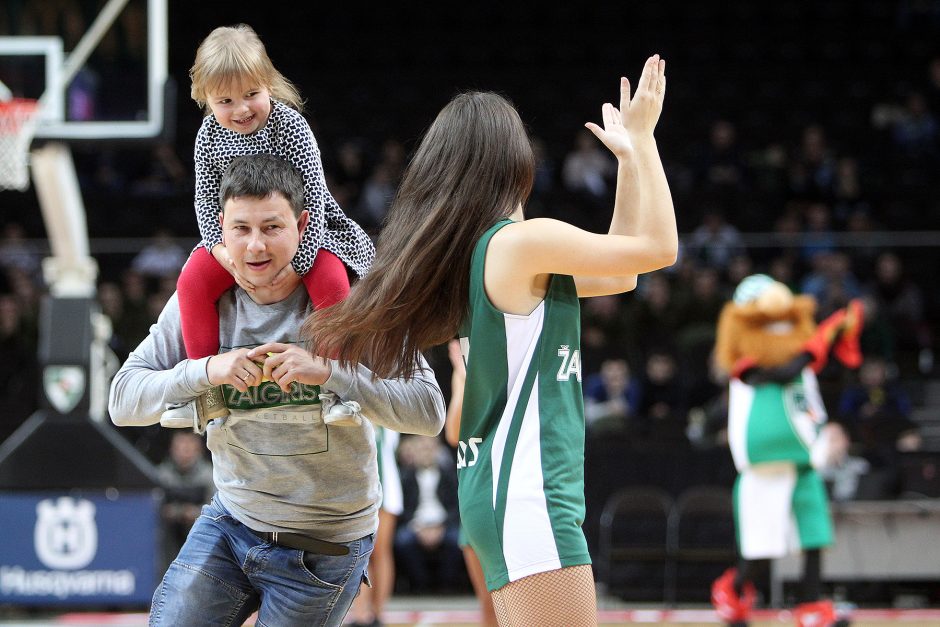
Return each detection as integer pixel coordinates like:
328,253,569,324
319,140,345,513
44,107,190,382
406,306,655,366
150,497,373,627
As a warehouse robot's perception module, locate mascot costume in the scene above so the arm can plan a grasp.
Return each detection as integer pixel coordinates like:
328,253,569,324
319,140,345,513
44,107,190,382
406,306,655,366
710,274,863,627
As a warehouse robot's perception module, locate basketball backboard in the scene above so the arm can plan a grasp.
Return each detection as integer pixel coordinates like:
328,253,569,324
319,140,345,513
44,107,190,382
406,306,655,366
0,0,167,141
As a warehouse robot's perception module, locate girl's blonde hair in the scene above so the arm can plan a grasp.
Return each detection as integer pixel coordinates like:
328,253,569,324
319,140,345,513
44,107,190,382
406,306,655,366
190,24,302,112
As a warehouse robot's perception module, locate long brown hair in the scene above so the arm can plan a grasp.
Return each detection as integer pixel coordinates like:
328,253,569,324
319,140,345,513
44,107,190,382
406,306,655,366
304,92,535,378
190,24,303,112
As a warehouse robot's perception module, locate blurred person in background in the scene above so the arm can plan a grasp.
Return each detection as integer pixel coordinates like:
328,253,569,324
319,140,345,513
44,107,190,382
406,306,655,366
156,430,214,569
394,435,463,594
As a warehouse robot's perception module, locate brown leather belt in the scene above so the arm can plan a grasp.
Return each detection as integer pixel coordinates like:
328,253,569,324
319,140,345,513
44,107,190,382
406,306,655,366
250,529,349,556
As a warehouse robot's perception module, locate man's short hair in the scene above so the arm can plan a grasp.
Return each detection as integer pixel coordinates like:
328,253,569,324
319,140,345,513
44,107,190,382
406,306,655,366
219,154,305,217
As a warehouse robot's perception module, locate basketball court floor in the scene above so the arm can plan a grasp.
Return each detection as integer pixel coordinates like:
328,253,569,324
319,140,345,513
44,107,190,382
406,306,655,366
1,596,939,626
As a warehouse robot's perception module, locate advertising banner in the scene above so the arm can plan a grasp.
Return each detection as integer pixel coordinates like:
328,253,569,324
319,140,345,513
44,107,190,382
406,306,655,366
0,491,159,606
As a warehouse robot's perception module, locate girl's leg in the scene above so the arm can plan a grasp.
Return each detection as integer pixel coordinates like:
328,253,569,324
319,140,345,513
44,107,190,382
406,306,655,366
370,509,397,621
302,249,351,310
348,508,396,626
177,247,235,359
463,545,498,627
490,565,596,627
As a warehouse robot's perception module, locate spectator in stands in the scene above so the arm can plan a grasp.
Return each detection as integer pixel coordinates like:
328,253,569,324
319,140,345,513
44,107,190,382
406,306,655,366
799,202,837,262
530,136,556,198
768,205,803,272
0,223,40,280
120,269,157,347
636,347,688,442
676,266,726,397
800,251,862,317
98,281,132,361
629,274,686,362
156,430,214,568
725,253,754,288
789,124,837,201
394,435,463,594
131,228,187,280
584,358,640,436
891,92,939,158
580,294,632,374
129,142,189,198
838,356,922,473
561,128,616,200
695,119,747,204
866,251,933,372
768,255,799,293
0,293,39,444
843,208,881,272
331,139,369,211
831,156,870,225
686,207,744,271
817,421,870,501
356,162,397,234
680,266,726,332
926,56,940,114
4,267,41,343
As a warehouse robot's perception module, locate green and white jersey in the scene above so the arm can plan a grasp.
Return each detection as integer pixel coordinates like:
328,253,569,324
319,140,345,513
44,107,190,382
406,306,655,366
727,367,828,471
456,219,591,591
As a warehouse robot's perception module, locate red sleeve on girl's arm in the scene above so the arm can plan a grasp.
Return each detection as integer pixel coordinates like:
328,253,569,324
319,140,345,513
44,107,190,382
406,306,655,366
301,249,351,310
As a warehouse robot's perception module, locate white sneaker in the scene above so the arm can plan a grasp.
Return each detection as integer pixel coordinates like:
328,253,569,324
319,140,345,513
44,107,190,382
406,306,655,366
160,387,229,434
160,402,197,430
319,392,363,427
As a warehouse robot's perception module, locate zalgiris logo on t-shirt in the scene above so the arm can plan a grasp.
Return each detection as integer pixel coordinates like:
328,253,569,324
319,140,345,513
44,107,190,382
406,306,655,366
222,381,321,410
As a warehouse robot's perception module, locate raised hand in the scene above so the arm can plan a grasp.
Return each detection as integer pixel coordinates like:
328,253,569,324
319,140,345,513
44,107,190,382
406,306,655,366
623,54,666,137
585,54,666,158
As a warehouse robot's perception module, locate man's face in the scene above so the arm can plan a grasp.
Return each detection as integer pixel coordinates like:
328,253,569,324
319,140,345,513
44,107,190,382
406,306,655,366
220,193,307,288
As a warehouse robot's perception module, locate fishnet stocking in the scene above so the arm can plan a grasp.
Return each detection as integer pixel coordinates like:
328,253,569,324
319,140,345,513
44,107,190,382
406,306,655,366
490,565,597,627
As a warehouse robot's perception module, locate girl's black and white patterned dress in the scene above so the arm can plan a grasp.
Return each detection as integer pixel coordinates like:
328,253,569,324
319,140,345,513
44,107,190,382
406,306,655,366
194,99,374,277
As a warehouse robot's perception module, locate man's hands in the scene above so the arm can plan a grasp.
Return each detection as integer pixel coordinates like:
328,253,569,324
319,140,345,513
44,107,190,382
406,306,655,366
207,343,331,393
248,342,332,392
585,54,666,160
206,348,264,392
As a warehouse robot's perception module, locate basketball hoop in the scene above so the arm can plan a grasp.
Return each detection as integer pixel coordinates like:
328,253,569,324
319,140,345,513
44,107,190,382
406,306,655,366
0,97,41,191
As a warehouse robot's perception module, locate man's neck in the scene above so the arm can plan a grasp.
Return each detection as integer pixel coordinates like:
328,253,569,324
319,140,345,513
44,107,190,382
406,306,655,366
249,275,303,305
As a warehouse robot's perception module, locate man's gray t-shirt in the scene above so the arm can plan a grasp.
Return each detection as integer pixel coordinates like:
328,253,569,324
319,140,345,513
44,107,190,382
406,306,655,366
109,286,444,543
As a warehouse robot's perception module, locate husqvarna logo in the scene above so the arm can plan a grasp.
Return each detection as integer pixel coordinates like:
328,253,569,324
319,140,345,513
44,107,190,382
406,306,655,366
34,498,98,570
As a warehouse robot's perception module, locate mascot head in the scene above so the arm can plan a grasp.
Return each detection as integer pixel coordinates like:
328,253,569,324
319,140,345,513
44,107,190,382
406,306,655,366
715,274,818,373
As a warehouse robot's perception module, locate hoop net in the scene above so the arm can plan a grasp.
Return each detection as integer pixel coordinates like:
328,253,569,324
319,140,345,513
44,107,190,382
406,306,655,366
0,98,41,192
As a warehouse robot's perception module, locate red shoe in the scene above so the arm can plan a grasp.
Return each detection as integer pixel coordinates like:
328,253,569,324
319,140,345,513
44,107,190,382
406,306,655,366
794,600,837,627
711,568,756,625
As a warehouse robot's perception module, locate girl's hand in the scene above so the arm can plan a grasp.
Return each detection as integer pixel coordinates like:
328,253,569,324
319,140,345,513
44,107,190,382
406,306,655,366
585,54,666,158
623,54,666,138
269,263,298,288
211,243,256,293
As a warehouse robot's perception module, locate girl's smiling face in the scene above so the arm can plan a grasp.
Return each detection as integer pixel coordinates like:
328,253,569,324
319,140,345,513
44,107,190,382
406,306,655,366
206,79,271,135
